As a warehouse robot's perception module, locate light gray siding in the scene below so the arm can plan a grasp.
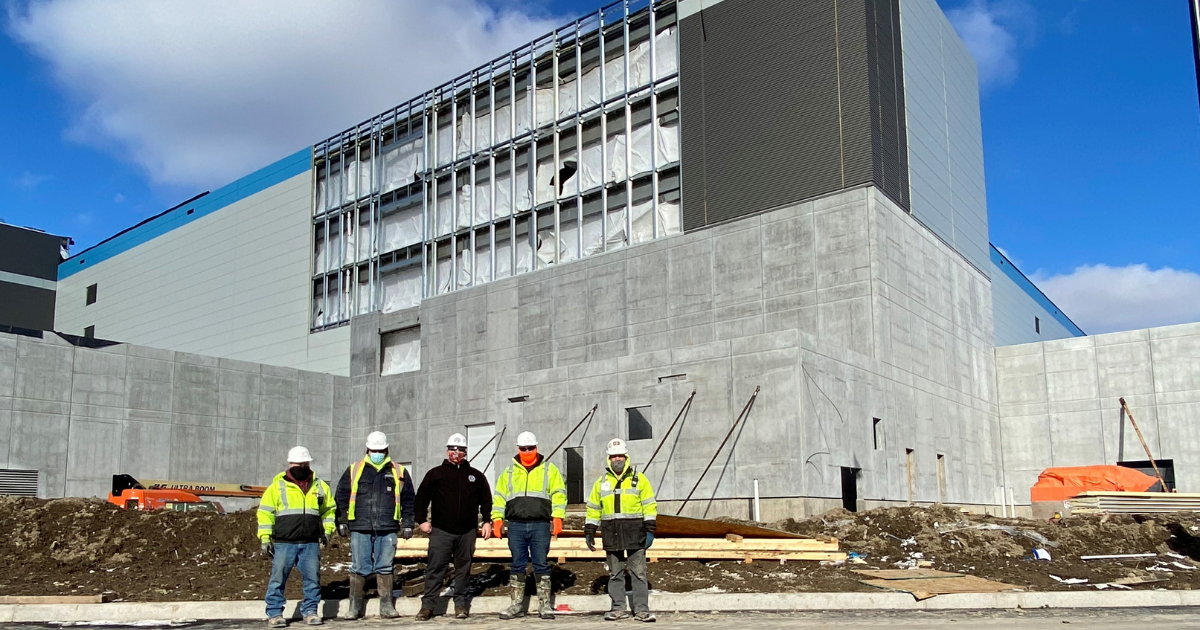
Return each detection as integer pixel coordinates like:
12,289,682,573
55,174,351,375
899,0,990,274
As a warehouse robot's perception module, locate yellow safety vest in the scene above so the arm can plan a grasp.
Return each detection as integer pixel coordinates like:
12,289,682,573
491,458,567,521
585,461,657,528
347,457,406,522
256,472,335,542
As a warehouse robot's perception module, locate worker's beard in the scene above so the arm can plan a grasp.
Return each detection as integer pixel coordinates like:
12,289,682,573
448,450,466,465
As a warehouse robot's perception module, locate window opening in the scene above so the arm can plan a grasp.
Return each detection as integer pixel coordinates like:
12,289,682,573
937,454,947,503
872,418,883,450
905,448,916,505
83,325,95,339
565,446,585,504
840,467,859,512
85,284,97,306
380,326,421,375
627,406,652,441
1035,316,1041,334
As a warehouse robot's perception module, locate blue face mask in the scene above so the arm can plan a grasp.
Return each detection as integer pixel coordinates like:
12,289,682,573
369,452,386,465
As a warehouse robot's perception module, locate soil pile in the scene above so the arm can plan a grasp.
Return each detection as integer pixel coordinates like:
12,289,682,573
5,497,1200,601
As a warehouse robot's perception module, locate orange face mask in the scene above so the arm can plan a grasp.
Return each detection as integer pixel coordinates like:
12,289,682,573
519,449,539,467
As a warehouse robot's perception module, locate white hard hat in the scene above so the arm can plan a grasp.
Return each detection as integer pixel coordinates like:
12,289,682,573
606,438,628,456
516,431,538,447
365,431,389,450
287,446,313,463
447,433,468,448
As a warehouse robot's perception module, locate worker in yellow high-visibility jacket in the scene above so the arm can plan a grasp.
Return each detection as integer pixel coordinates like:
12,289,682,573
584,438,658,622
257,446,336,628
491,431,567,620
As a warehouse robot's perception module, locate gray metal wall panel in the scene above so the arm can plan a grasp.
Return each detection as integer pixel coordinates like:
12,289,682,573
900,0,989,273
0,281,56,331
0,225,61,282
680,0,910,232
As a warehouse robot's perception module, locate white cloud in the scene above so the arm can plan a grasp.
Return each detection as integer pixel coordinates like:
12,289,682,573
1032,264,1200,335
7,0,561,188
945,0,1030,89
14,170,51,189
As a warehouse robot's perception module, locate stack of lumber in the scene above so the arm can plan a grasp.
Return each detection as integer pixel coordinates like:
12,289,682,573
1069,491,1200,514
395,535,843,563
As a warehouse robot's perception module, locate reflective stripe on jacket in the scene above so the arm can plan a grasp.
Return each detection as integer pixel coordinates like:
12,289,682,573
256,472,336,543
348,458,406,522
491,455,567,522
584,460,657,551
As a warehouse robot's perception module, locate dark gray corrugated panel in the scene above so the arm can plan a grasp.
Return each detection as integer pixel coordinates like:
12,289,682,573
0,280,56,331
0,469,39,497
679,0,910,230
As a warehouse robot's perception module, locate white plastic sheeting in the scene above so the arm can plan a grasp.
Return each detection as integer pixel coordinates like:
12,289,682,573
582,208,628,256
556,151,579,199
655,27,678,80
314,229,327,274
381,139,423,193
435,188,454,236
657,118,680,165
357,212,373,260
380,264,422,313
494,236,534,278
380,205,422,252
535,156,556,205
436,123,453,167
566,139,603,193
380,327,421,375
470,179,492,225
494,165,533,216
345,155,374,202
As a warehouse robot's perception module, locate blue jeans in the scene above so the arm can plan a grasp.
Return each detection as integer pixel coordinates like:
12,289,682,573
506,520,551,576
350,531,397,576
265,542,322,618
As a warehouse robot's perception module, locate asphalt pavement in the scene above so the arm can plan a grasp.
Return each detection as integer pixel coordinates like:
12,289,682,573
19,608,1200,630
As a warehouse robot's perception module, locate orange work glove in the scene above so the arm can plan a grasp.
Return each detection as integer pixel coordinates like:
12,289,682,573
552,517,563,536
493,519,504,538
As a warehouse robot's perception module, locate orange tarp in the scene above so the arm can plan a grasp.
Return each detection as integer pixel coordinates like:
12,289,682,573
1031,465,1159,502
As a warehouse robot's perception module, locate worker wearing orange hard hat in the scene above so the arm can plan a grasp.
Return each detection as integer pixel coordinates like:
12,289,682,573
491,431,567,620
258,446,336,628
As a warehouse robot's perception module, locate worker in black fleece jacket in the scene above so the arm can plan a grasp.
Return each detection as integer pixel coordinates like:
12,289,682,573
413,433,494,620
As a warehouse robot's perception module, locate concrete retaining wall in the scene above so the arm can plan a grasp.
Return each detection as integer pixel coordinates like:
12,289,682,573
996,322,1200,499
0,330,353,498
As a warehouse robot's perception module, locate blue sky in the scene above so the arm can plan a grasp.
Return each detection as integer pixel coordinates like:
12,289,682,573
0,0,1197,334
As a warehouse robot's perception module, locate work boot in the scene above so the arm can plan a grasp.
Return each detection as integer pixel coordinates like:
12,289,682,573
346,573,366,619
303,614,323,626
266,617,286,628
498,574,525,619
415,608,433,621
454,603,470,619
377,573,399,619
634,612,657,623
537,574,554,619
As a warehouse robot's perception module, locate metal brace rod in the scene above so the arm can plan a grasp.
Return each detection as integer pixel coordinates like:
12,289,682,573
645,389,696,468
547,404,600,460
676,386,760,515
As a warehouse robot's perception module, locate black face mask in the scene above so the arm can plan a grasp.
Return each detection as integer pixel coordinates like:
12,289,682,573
290,466,313,481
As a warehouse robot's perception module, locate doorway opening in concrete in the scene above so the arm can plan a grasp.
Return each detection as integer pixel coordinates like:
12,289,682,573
905,448,916,505
937,454,947,502
565,447,585,505
840,467,859,512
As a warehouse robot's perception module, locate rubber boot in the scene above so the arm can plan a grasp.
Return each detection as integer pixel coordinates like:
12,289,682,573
347,574,365,619
377,573,399,619
537,575,554,620
498,574,525,620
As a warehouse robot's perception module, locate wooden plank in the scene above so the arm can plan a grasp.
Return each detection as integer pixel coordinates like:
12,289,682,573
860,575,1020,599
853,569,962,580
726,534,744,543
0,594,114,604
395,538,838,554
655,514,805,539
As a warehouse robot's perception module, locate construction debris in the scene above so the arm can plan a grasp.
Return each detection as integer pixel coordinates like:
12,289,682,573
395,536,844,563
855,569,1020,601
9,498,1200,601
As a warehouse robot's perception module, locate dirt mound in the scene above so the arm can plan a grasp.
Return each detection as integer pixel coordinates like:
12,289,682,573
4,497,1200,601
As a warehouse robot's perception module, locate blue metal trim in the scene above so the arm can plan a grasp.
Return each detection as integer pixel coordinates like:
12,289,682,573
59,148,313,280
990,244,1085,337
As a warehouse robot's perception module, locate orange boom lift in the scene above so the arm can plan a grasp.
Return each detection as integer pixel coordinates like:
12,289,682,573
108,474,266,513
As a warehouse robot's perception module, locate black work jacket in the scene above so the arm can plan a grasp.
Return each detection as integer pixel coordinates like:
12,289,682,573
414,460,493,535
335,460,416,533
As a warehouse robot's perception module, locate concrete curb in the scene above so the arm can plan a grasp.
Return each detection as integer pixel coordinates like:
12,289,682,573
4,591,1200,623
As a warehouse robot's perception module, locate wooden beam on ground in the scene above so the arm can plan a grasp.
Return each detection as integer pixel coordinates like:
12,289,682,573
395,537,842,562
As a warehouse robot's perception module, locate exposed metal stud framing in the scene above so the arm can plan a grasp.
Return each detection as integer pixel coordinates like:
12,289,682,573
309,0,680,331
